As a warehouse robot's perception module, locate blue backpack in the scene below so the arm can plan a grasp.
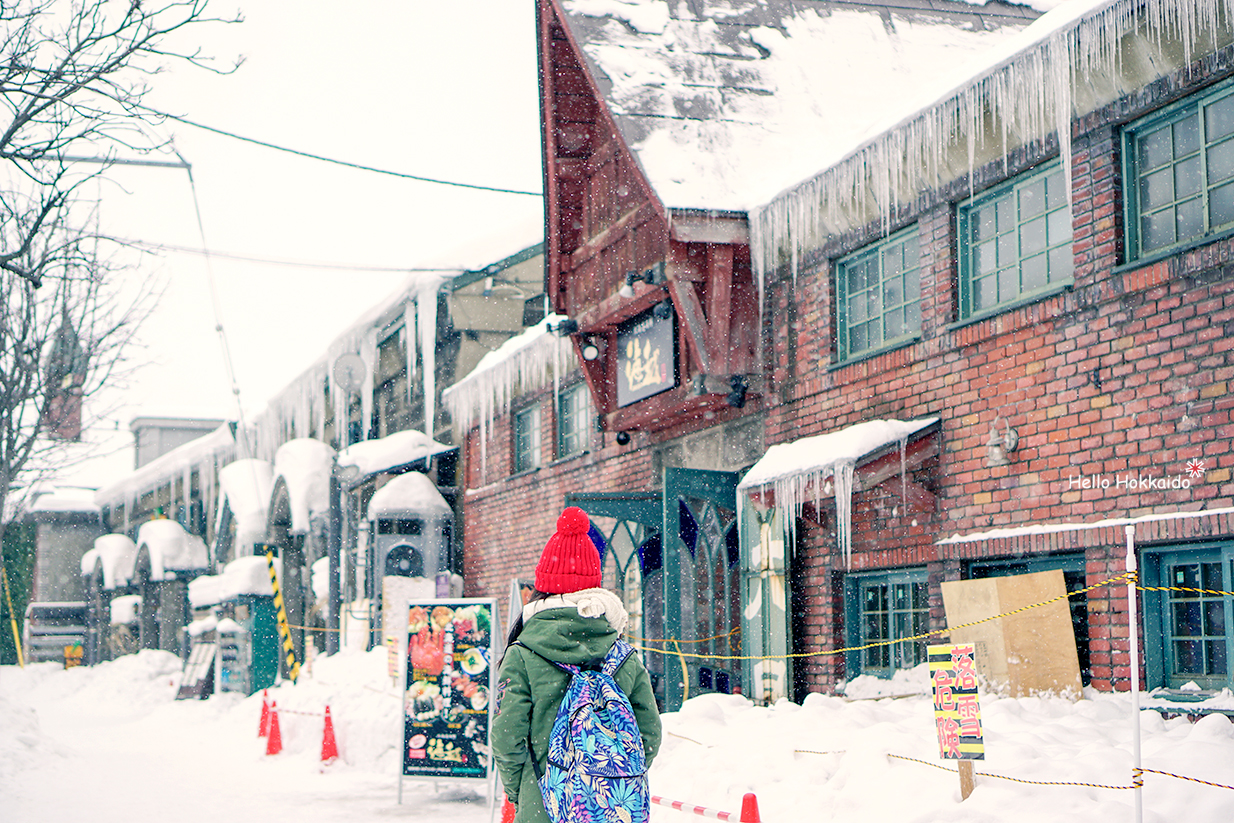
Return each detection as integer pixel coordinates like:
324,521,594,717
528,639,650,823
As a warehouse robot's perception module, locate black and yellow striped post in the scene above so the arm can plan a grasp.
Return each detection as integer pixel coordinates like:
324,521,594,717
266,550,300,683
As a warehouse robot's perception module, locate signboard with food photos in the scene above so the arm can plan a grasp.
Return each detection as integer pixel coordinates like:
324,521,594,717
401,599,497,784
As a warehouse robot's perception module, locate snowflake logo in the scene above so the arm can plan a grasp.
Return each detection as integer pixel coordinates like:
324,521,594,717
1186,458,1206,479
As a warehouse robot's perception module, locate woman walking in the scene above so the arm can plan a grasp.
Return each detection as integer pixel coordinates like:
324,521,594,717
492,507,662,823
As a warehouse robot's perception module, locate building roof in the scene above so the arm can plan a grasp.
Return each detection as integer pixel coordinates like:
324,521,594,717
557,0,1041,212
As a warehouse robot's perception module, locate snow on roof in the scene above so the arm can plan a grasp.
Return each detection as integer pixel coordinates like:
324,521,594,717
136,520,209,580
79,534,138,590
337,430,455,480
443,314,574,440
559,0,1039,212
749,0,1229,282
739,417,939,567
273,439,336,535
367,472,452,520
28,486,101,514
218,459,274,550
95,423,234,507
188,555,281,608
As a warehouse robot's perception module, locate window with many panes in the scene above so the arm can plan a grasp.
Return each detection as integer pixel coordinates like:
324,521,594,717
513,405,541,474
835,226,922,362
957,163,1073,318
1144,542,1234,691
1125,81,1234,259
557,382,593,458
844,569,930,678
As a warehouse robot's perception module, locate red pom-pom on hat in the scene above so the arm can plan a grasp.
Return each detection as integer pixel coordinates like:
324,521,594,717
535,507,601,594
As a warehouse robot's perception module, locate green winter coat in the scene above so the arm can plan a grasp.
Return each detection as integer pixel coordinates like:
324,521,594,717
492,607,662,823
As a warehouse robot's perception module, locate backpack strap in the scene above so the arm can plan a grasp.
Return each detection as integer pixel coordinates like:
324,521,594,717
601,638,635,677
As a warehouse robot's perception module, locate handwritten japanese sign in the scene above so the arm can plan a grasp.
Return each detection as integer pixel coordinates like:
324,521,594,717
403,599,495,780
928,642,985,761
616,309,675,407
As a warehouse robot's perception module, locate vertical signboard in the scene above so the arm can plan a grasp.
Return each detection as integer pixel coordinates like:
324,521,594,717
616,309,676,407
402,599,496,786
929,642,985,760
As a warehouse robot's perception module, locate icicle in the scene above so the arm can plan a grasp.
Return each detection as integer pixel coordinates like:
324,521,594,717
404,303,417,381
419,289,436,439
834,461,855,570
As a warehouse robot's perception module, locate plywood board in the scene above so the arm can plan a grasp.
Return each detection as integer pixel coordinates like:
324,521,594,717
941,570,1082,698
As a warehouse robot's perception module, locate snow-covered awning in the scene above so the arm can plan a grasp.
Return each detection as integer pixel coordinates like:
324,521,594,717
739,417,940,566
80,534,138,590
272,439,336,535
367,472,452,521
188,555,281,609
336,430,455,483
218,459,274,552
137,520,209,581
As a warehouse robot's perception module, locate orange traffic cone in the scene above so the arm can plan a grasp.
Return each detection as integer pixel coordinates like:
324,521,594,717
258,690,270,738
321,705,339,764
500,797,516,823
739,793,760,823
266,701,283,756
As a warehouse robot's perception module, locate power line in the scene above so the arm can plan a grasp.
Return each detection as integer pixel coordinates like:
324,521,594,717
123,238,468,273
139,105,544,197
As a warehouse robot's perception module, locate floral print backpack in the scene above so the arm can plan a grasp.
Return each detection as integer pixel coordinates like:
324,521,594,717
529,639,650,823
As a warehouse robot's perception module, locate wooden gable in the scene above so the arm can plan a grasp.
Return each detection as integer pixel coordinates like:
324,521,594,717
537,0,762,435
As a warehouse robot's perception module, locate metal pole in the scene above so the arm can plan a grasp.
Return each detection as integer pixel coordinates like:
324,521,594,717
1125,525,1142,823
327,471,342,655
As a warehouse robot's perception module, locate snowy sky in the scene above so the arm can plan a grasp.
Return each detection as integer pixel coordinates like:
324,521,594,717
61,1,544,490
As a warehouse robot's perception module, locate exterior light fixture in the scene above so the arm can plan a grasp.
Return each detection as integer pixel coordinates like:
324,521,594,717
552,318,579,337
615,431,631,446
618,263,666,299
618,271,640,299
581,337,601,360
726,374,748,409
986,414,1018,466
653,299,673,320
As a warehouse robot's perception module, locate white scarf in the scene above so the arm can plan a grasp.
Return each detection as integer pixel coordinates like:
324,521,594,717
522,587,629,636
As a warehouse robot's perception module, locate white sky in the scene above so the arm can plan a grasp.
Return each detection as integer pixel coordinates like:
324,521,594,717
60,1,545,491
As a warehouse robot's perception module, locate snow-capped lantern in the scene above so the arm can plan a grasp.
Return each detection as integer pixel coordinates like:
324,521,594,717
366,472,453,587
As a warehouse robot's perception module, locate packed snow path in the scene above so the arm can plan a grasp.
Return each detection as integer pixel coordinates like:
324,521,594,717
4,649,1234,822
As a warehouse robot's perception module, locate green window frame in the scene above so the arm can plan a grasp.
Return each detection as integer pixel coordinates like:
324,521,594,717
844,568,930,679
957,163,1073,318
557,382,593,458
1143,542,1234,691
834,226,922,362
1124,79,1234,259
513,405,540,474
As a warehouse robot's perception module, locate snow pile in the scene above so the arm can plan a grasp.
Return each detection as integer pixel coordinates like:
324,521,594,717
110,594,141,625
5,646,1234,821
188,556,281,608
137,520,209,579
79,534,138,589
273,438,336,534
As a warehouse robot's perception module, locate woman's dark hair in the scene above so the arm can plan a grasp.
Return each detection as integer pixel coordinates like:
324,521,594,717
505,587,552,649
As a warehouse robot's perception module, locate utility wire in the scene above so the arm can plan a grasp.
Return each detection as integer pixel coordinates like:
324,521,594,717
123,238,467,273
139,105,543,197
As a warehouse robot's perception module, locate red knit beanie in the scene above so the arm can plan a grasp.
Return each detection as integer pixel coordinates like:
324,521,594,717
535,507,601,594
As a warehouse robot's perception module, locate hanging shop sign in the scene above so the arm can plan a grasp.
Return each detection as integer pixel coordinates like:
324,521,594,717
616,308,676,407
401,598,496,784
928,642,985,760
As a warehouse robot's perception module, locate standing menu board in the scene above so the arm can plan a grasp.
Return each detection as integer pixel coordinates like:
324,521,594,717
401,599,496,784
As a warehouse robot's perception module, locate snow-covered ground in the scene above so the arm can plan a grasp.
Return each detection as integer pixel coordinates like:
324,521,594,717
3,650,1234,822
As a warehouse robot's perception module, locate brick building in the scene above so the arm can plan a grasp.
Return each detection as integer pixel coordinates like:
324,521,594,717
452,0,1234,709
